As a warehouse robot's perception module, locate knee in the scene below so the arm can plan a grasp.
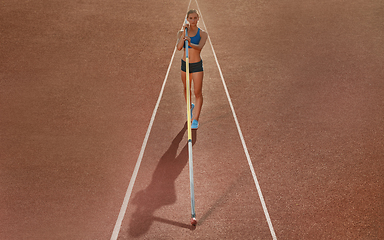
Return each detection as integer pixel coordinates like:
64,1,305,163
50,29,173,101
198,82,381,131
194,90,203,99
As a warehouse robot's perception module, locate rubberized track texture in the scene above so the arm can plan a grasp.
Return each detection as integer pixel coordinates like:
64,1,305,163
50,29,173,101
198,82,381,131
1,0,383,239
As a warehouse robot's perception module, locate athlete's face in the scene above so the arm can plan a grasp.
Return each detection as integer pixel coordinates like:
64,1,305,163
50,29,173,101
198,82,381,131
187,13,199,26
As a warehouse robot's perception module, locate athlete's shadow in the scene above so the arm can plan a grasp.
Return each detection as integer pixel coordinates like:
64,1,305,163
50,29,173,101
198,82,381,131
129,123,197,237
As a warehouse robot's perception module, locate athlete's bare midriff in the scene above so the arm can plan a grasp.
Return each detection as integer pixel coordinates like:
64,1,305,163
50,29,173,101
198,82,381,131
182,48,202,63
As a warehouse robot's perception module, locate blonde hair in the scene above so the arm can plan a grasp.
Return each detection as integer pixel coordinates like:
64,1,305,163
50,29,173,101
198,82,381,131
187,9,199,18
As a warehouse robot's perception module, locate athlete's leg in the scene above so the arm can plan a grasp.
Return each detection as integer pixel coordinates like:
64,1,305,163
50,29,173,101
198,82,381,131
181,71,193,108
191,71,203,121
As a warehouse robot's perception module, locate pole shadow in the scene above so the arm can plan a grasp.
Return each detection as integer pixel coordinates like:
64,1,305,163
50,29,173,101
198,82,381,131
128,123,197,237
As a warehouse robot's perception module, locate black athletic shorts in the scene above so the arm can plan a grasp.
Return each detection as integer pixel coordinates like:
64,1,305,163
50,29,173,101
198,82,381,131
181,59,203,73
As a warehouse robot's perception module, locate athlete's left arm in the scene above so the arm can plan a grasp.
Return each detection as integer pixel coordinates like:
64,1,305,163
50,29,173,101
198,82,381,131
190,30,208,50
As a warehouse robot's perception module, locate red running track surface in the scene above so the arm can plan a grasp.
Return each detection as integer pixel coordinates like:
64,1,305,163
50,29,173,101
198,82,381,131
1,0,383,239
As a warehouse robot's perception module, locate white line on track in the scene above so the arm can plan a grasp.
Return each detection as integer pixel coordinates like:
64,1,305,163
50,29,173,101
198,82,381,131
110,2,192,239
195,1,277,239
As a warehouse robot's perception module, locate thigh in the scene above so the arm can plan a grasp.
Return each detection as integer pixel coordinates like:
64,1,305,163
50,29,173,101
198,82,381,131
192,71,204,93
181,71,193,88
181,71,186,85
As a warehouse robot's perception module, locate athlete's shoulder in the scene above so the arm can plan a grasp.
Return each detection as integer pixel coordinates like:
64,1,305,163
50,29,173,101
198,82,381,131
199,28,208,36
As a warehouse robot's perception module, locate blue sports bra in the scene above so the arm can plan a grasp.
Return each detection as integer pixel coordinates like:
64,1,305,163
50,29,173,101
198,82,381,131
184,28,201,48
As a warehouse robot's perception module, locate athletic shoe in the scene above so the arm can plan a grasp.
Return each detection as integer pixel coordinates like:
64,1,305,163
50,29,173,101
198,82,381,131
191,120,199,129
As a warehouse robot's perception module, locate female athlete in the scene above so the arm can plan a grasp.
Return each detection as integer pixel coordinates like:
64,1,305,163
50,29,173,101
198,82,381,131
176,9,208,129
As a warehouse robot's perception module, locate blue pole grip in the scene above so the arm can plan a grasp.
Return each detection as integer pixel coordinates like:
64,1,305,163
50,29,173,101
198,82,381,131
184,19,189,57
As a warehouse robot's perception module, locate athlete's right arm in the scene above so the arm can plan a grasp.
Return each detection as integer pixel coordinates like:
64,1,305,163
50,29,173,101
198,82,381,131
176,30,185,51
